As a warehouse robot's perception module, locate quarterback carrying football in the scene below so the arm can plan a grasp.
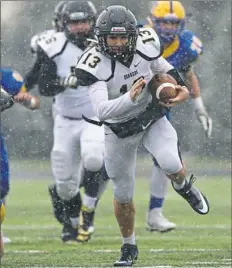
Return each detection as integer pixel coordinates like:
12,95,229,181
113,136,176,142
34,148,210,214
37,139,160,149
73,5,210,267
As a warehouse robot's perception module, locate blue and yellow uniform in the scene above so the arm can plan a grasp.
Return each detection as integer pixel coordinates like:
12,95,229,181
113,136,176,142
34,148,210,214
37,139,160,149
143,1,203,121
145,1,203,72
0,68,25,221
162,30,203,72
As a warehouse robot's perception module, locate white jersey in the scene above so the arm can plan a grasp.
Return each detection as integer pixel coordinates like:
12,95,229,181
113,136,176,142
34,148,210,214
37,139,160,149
38,31,94,119
76,28,173,123
30,29,56,53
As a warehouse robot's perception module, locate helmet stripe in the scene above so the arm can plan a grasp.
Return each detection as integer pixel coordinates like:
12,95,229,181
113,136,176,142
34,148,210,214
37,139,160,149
170,0,173,13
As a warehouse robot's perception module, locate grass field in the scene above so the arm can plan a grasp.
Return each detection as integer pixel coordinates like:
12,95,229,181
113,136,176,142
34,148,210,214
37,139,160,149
1,174,231,268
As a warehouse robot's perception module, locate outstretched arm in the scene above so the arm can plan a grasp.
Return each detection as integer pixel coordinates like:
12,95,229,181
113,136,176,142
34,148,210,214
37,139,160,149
184,67,212,138
14,91,40,110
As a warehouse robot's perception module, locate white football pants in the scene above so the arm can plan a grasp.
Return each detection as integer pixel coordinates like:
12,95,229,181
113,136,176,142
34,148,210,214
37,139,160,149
104,116,183,203
51,115,105,201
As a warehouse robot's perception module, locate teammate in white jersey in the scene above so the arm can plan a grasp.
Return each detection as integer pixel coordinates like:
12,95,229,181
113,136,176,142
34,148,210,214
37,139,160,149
25,1,108,243
26,1,65,91
73,5,210,266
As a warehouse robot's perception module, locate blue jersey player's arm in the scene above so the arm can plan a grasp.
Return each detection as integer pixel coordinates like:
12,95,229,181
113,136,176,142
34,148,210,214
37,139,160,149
176,30,203,97
178,31,212,138
0,68,24,111
0,68,40,110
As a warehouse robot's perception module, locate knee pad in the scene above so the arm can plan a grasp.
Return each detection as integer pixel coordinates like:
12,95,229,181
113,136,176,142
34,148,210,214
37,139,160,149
56,178,80,201
51,151,79,201
113,177,134,204
82,152,104,172
156,149,183,175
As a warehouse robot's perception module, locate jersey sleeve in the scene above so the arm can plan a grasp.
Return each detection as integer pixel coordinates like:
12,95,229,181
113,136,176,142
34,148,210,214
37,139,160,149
180,30,203,68
150,56,174,74
75,46,113,82
88,81,136,121
136,27,163,60
24,46,48,90
30,34,40,54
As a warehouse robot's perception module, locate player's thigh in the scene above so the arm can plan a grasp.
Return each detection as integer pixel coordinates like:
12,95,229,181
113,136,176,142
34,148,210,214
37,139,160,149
142,116,182,175
51,115,82,178
80,120,105,171
104,129,141,203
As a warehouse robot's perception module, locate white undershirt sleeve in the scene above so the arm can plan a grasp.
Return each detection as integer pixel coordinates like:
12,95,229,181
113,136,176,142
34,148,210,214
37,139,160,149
88,80,136,121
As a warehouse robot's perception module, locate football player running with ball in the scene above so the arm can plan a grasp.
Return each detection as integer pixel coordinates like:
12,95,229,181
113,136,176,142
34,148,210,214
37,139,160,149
72,5,210,267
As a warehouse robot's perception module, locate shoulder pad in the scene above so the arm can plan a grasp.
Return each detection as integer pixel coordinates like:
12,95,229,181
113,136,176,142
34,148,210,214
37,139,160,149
30,29,55,53
37,32,67,59
76,46,113,81
136,28,163,61
180,30,203,60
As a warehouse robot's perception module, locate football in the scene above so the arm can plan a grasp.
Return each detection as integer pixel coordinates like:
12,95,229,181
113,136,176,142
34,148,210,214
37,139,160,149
148,73,178,103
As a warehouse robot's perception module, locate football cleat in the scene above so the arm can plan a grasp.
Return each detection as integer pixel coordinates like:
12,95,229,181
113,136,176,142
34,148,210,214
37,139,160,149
61,224,78,243
146,210,176,232
172,174,210,215
48,184,67,225
114,244,139,267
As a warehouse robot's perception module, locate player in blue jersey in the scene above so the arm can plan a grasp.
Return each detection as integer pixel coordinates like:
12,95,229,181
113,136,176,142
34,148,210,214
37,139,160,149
0,68,40,257
143,1,212,232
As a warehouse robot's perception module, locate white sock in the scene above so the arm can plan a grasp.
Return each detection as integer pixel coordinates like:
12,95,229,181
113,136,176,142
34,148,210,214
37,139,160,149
122,233,136,245
173,179,186,190
70,217,79,228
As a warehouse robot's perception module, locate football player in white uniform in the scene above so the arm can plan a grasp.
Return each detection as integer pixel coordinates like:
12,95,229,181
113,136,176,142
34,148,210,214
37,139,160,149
73,6,210,266
25,1,109,243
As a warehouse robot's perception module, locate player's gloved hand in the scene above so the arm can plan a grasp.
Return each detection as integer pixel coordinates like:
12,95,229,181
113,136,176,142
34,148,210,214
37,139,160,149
60,73,78,89
0,86,14,112
196,110,213,139
192,96,212,139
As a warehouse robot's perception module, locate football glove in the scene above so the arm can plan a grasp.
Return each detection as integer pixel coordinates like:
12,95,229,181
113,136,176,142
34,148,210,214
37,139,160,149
196,110,213,139
60,74,78,89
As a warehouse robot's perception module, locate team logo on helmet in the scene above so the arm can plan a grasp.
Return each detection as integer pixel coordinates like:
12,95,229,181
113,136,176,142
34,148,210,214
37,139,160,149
12,71,23,82
110,27,126,32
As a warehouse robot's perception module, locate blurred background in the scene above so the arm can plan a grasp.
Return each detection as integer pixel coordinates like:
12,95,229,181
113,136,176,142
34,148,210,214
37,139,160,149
1,0,231,163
